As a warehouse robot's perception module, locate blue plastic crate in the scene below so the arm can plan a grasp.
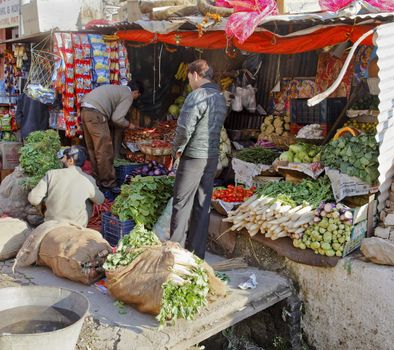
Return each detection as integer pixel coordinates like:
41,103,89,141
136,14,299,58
101,212,135,246
115,163,146,186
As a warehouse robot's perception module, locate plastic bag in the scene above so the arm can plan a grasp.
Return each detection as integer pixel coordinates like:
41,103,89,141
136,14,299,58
319,0,394,12
231,94,243,112
234,85,256,112
225,0,278,43
153,198,173,242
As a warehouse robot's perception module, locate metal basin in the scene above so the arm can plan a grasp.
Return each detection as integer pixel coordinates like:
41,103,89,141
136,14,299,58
0,286,89,350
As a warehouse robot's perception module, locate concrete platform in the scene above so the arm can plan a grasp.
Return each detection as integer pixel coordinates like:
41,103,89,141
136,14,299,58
0,253,292,350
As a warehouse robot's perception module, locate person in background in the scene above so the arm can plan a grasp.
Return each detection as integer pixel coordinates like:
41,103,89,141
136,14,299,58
15,93,49,140
28,146,104,227
170,59,228,259
80,81,144,197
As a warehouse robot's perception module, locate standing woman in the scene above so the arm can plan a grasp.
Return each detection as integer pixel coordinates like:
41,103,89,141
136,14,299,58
170,59,227,259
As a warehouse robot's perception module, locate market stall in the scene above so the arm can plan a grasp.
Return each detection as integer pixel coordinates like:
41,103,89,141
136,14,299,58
1,0,394,340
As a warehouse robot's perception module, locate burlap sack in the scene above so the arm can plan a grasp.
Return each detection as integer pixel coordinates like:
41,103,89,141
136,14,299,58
14,220,69,268
361,237,394,266
38,226,111,285
106,242,226,315
0,218,31,260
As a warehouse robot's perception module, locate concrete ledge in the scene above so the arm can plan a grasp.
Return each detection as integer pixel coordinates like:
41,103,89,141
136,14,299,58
286,256,394,350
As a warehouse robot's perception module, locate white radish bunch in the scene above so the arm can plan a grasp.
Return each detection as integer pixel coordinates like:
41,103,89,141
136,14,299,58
168,247,200,286
224,195,315,241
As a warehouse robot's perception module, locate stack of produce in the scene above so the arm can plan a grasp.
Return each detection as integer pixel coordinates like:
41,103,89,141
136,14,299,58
224,177,334,239
104,224,222,326
168,85,193,119
343,119,378,134
219,77,233,91
174,62,189,81
296,124,324,139
218,127,231,169
19,130,61,189
126,160,170,178
279,143,321,163
234,147,278,165
212,185,255,203
255,139,275,149
321,134,379,184
258,115,291,139
349,95,379,111
124,128,161,143
111,175,174,229
293,203,354,257
125,151,146,163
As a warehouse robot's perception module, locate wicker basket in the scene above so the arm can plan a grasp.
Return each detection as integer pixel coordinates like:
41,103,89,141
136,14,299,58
139,143,172,156
267,134,296,149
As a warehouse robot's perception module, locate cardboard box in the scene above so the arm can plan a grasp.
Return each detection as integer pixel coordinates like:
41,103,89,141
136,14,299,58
343,220,367,256
21,0,83,35
118,0,142,22
277,0,321,14
0,142,22,170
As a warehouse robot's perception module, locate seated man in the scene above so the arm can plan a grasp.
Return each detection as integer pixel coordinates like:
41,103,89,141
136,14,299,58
28,146,104,227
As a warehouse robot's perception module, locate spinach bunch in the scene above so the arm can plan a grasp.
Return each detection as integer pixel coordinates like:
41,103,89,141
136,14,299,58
257,176,334,209
111,175,174,229
19,130,61,189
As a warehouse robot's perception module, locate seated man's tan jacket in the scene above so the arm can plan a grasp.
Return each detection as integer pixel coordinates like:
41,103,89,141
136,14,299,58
28,166,104,227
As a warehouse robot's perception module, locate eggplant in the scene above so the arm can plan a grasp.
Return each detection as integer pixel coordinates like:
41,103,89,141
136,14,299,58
142,165,149,173
152,160,157,166
148,171,154,176
154,169,161,176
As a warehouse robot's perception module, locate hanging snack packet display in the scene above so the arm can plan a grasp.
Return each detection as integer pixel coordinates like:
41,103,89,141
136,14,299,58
108,40,120,85
72,33,92,104
58,33,80,137
118,41,130,85
88,34,110,87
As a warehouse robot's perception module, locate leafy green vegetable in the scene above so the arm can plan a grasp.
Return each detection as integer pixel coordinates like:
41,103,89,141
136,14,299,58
321,134,379,184
19,130,61,189
256,176,334,209
157,263,209,326
103,224,160,270
235,147,278,164
111,175,174,229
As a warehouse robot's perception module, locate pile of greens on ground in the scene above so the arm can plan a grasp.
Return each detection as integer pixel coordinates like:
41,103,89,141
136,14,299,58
321,134,379,184
111,175,174,229
19,130,61,189
256,176,334,209
103,224,160,270
235,147,278,164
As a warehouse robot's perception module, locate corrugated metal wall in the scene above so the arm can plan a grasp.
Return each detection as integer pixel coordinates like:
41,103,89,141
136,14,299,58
256,51,319,110
375,22,394,212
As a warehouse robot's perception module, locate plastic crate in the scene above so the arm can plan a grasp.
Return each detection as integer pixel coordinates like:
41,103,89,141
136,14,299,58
115,163,146,186
101,212,135,246
290,97,347,126
224,111,264,130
